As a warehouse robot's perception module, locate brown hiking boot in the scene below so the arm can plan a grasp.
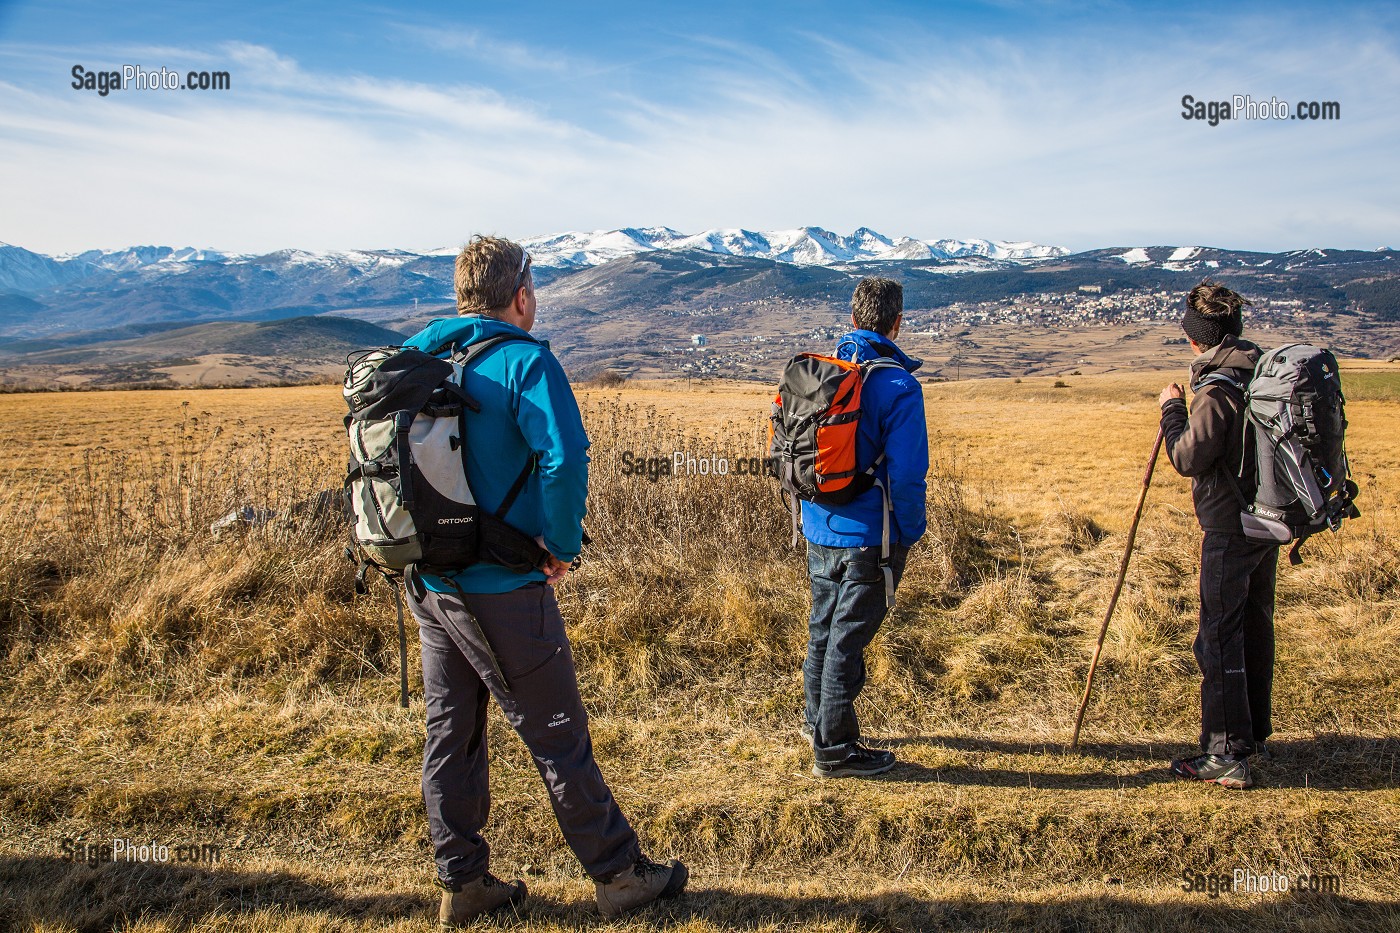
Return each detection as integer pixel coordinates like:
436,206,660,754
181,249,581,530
438,873,526,928
594,854,688,919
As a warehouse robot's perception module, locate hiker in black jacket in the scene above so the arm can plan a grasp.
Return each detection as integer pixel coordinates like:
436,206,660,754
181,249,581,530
1158,280,1274,790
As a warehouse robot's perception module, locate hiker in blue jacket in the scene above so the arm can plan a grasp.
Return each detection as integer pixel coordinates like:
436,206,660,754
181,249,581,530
802,277,929,778
402,236,686,926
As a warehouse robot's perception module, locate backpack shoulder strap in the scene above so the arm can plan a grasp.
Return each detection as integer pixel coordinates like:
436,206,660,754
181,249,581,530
1194,371,1245,395
495,453,538,520
862,358,904,375
448,332,540,367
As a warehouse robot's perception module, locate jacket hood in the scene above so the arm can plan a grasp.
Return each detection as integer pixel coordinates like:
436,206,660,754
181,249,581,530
833,329,923,373
1190,334,1261,389
411,315,537,357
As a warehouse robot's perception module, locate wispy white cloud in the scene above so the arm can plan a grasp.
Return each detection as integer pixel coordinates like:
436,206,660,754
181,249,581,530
387,23,574,75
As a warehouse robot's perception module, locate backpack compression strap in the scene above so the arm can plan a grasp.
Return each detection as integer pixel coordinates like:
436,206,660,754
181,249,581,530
394,411,415,510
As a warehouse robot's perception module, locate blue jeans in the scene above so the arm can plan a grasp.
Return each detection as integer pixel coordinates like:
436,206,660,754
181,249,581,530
803,541,910,763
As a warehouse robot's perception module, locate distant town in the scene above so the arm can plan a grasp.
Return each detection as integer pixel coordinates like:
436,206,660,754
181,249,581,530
651,287,1322,379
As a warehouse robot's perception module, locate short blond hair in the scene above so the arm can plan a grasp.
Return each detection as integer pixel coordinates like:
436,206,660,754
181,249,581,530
454,235,530,315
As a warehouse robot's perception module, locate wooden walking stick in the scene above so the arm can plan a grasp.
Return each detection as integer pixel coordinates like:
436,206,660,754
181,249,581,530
1070,426,1165,749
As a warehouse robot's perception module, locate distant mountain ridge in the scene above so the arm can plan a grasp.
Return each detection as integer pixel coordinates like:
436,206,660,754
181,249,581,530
1,225,1066,295
0,315,404,364
512,225,1068,267
1,234,1396,346
0,315,407,390
2,235,1397,389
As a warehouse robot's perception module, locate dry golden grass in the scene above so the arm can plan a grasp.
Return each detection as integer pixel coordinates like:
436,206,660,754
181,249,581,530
2,363,1399,932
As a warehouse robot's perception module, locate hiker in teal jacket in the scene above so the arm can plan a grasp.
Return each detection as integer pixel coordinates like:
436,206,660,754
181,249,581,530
404,237,686,927
404,313,588,594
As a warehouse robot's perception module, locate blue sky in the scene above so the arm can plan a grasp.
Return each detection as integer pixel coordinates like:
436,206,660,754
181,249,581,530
1,0,1397,254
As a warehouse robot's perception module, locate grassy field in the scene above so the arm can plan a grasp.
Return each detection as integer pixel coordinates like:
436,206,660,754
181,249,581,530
1,363,1398,932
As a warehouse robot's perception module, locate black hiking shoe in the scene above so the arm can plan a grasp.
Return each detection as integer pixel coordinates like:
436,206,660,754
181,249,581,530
1253,741,1273,761
1170,753,1253,789
595,854,688,918
813,744,896,779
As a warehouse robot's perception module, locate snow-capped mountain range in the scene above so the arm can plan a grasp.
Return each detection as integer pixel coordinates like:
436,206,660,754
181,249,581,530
511,226,1067,268
0,226,1065,294
3,231,1394,347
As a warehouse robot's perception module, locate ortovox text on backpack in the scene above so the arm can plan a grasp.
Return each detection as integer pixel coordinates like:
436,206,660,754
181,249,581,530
343,336,547,580
1203,343,1360,564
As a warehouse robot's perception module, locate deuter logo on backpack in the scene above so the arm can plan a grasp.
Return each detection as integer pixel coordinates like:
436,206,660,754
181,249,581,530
1206,344,1361,564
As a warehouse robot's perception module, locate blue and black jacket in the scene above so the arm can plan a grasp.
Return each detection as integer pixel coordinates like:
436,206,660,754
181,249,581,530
800,329,929,548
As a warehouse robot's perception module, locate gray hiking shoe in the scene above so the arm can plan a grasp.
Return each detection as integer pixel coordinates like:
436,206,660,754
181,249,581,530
798,721,814,746
595,854,688,919
1170,753,1253,789
813,744,896,779
438,873,526,928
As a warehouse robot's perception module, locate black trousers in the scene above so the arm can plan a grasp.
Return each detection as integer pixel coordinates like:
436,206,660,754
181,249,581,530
408,581,640,886
1194,532,1279,757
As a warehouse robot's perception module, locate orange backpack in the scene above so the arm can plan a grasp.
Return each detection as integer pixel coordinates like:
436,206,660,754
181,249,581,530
769,350,903,605
769,350,902,540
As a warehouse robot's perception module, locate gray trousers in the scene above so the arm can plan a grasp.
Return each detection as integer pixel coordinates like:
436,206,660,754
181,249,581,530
408,580,640,885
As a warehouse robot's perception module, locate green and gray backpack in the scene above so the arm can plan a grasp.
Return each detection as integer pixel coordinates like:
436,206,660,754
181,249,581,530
342,335,546,582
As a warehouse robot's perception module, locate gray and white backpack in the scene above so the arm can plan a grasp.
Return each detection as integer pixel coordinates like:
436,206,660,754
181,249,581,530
342,336,546,582
1203,344,1361,564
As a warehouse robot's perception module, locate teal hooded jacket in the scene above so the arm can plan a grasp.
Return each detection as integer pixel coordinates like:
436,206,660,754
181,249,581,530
403,315,589,594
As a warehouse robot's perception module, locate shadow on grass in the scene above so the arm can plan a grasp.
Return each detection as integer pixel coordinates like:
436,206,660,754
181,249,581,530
0,856,426,932
1,856,1394,932
875,734,1400,790
651,886,1396,933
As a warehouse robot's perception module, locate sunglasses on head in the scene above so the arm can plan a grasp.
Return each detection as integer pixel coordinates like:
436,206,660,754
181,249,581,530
513,251,532,293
